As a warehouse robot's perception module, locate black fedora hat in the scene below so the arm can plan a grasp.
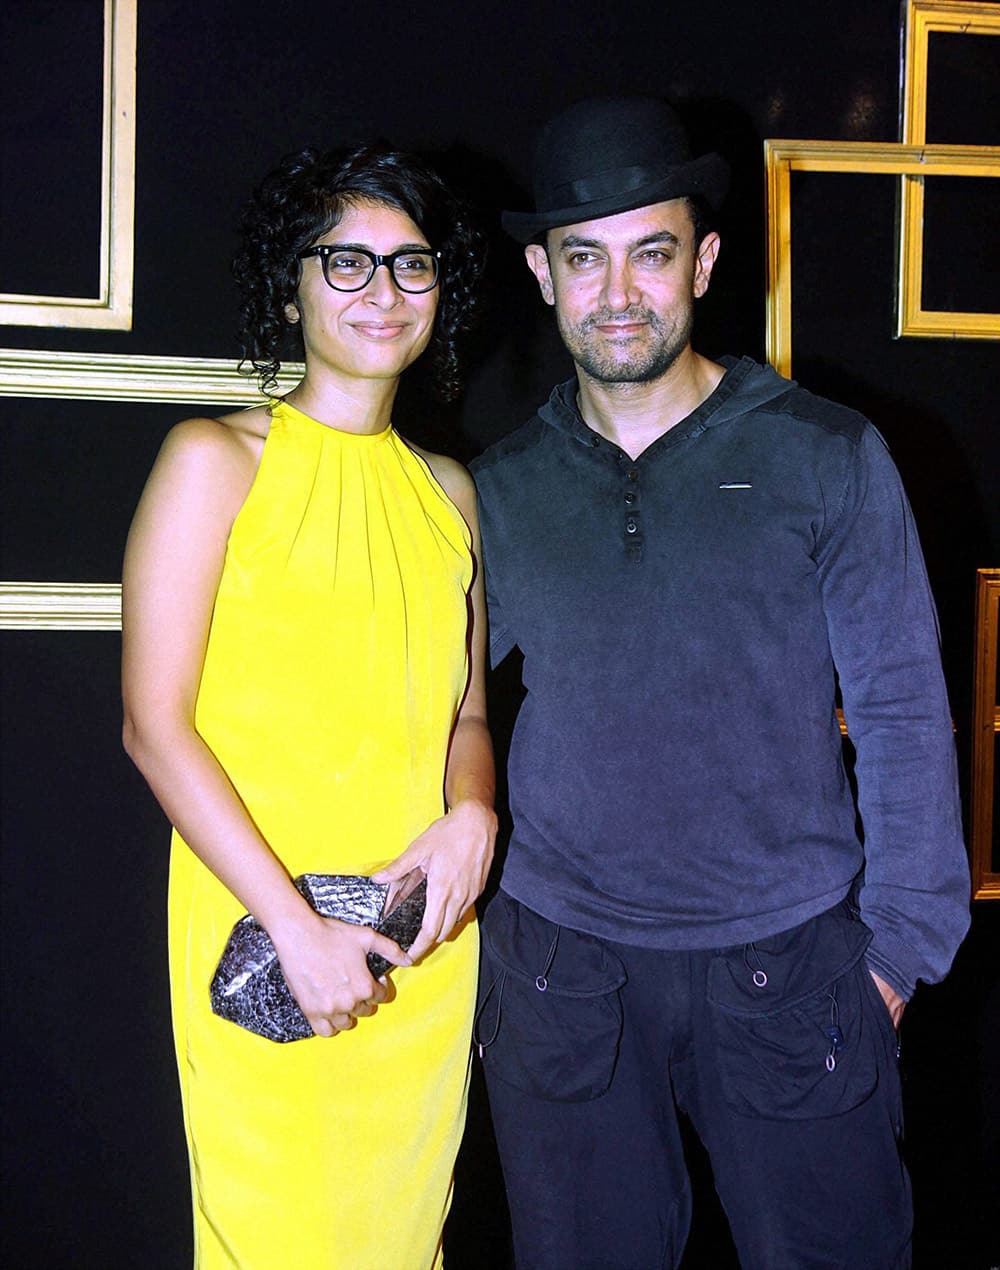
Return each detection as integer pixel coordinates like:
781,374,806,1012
502,96,729,244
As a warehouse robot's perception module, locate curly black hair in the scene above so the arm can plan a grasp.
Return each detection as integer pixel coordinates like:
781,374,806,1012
233,144,486,400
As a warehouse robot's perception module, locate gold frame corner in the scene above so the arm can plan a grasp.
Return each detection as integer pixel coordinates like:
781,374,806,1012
971,567,1000,901
764,140,1000,377
897,0,1000,339
0,0,137,331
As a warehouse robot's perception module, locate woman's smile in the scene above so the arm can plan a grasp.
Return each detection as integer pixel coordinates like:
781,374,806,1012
293,200,439,385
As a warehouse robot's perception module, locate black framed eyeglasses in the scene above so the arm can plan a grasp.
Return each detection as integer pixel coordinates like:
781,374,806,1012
298,245,441,293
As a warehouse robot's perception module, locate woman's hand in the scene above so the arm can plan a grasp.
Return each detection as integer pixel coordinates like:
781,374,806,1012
374,799,497,962
269,909,411,1038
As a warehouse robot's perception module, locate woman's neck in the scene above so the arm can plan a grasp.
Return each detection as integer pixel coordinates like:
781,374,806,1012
283,371,398,435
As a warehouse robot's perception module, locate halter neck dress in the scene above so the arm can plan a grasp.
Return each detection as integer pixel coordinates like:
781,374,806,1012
168,398,478,1268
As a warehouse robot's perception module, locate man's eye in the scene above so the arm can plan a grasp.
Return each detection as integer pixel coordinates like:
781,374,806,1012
567,252,601,269
637,249,672,266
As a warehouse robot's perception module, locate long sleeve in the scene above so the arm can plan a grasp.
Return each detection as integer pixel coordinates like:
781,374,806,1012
816,423,970,998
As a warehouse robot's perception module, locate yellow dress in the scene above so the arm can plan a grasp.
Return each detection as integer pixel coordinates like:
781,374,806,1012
168,399,478,1269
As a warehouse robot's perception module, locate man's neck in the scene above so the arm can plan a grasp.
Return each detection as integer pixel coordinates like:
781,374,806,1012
576,348,726,460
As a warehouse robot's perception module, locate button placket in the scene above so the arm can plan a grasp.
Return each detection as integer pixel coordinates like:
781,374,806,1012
622,466,642,561
584,434,644,560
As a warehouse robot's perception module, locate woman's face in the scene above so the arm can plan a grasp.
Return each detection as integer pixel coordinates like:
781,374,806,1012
289,199,439,387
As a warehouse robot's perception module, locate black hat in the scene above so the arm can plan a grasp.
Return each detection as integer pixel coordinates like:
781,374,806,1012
502,96,729,245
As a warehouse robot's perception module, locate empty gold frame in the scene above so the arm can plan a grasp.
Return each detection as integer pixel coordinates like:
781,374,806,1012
0,352,302,631
971,568,1000,900
764,140,1000,377
898,1,1000,338
0,0,137,329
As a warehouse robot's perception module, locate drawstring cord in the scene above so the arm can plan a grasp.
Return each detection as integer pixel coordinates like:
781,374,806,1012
744,942,768,988
473,971,505,1058
743,942,844,1074
474,927,562,1057
535,928,560,992
823,988,844,1072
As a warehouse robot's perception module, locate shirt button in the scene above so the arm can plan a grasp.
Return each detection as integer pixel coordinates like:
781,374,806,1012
625,518,638,534
626,468,639,481
590,436,601,447
624,490,636,505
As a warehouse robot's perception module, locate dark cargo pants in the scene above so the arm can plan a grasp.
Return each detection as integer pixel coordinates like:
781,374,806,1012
476,893,911,1269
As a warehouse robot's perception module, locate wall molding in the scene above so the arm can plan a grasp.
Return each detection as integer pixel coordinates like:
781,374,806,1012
0,583,122,631
0,348,303,403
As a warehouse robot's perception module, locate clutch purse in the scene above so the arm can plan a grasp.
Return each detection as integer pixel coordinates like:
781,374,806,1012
209,871,427,1043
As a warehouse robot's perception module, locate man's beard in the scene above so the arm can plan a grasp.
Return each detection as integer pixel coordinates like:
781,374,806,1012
558,303,693,386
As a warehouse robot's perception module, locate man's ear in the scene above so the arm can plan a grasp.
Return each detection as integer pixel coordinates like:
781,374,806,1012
284,302,300,324
693,232,720,298
525,243,555,306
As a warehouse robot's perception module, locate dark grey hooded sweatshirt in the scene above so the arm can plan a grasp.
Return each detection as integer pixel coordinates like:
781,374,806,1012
471,356,969,999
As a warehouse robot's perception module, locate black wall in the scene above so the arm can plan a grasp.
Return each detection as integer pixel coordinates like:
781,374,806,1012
2,2,998,1266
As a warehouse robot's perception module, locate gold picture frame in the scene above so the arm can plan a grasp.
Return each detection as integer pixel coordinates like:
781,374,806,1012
971,568,1000,900
898,0,1000,339
764,140,1000,377
0,351,301,631
0,0,137,330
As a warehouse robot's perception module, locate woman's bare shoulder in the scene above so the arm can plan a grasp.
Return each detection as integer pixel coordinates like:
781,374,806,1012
170,404,268,453
157,406,269,478
217,402,272,442
135,408,271,534
409,443,475,514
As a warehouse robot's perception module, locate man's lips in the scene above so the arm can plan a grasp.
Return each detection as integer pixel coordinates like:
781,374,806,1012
594,320,648,337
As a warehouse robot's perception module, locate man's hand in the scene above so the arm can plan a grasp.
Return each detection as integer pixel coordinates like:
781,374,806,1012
869,969,906,1031
374,798,497,962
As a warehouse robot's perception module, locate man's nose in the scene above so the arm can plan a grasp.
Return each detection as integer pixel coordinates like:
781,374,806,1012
600,258,639,311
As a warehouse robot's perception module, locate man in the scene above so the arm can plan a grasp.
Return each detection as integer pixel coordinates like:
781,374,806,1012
471,97,969,1269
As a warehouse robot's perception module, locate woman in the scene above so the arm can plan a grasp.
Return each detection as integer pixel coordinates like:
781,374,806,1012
122,144,496,1268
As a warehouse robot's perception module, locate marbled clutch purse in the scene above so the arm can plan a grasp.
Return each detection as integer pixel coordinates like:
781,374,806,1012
209,872,427,1043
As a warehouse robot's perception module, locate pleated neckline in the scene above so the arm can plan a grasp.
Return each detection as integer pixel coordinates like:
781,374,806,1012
270,397,393,445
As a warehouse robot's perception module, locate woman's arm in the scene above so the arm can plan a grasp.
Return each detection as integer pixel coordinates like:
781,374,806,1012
375,456,497,960
122,415,406,1034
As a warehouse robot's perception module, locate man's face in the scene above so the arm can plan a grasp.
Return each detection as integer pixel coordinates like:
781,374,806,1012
525,199,719,386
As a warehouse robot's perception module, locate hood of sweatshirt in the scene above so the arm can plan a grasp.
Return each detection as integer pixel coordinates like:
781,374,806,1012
537,355,796,454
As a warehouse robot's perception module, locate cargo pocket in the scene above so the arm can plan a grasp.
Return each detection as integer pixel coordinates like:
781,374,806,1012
474,892,626,1102
707,903,882,1120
